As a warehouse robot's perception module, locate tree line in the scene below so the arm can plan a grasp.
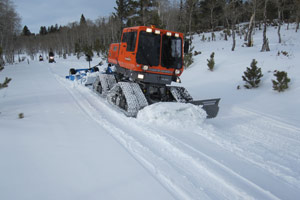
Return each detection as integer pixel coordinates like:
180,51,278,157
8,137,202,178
1,0,300,64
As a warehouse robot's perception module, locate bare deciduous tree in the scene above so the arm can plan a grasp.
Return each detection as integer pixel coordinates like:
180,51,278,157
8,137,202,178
0,0,21,63
295,0,300,32
224,0,243,51
261,0,270,52
244,0,257,47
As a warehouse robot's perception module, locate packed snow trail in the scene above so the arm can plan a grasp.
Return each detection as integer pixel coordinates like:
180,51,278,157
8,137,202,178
52,62,300,200
2,24,300,200
0,61,175,200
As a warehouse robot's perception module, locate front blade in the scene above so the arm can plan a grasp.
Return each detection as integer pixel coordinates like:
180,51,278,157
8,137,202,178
189,98,220,118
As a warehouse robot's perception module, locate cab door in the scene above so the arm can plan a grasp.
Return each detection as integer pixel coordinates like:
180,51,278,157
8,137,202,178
120,30,137,70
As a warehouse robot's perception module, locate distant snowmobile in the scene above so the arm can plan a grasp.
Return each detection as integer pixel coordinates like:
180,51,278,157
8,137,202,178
49,52,55,63
39,55,43,61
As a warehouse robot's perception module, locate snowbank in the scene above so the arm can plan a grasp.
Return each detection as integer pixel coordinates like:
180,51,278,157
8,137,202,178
137,102,207,128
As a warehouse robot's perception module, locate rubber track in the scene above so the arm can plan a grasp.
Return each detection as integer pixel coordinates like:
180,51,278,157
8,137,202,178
169,86,193,103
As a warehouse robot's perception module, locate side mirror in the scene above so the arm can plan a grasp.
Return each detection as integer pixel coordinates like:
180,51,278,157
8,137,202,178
184,40,190,54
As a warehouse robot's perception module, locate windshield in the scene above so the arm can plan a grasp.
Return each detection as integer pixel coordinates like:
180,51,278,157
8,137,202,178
136,31,160,66
161,35,182,69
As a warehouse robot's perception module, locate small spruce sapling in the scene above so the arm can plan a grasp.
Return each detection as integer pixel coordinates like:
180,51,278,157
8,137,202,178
207,52,215,71
19,113,24,119
272,71,290,92
184,39,194,68
242,59,263,89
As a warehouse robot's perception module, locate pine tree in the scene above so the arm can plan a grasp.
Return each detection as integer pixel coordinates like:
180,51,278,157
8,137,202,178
22,25,31,36
272,71,290,92
80,14,87,26
133,0,156,26
83,45,93,60
184,38,194,68
207,52,215,71
93,39,102,56
242,59,263,89
113,0,131,31
39,26,48,35
83,45,93,68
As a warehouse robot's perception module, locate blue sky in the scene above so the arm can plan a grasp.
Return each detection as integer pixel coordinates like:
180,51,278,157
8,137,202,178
13,0,116,33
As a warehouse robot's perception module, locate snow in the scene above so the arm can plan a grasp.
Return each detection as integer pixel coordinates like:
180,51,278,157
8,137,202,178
1,24,300,199
137,102,207,128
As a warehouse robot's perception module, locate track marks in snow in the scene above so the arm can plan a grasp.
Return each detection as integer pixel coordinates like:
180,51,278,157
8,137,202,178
227,107,300,186
194,106,300,199
53,75,289,200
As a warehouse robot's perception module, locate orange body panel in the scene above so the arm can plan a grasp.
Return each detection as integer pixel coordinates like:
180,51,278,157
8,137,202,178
107,26,184,77
107,43,119,65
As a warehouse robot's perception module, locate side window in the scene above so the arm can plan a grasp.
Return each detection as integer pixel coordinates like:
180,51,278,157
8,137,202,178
122,33,127,43
122,31,137,52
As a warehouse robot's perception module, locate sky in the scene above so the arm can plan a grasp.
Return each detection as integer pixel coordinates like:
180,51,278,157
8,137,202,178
13,0,116,34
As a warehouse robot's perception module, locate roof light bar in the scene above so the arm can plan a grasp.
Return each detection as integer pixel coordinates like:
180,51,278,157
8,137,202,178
166,32,172,36
146,28,152,33
175,33,179,37
155,30,160,34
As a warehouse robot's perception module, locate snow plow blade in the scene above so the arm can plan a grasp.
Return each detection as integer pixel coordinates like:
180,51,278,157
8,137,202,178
189,98,220,118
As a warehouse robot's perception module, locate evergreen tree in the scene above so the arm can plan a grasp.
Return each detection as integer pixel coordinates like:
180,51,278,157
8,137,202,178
198,0,224,31
22,25,31,36
272,71,290,92
242,59,263,89
80,14,87,26
184,38,194,68
83,45,94,60
113,0,131,30
39,26,48,35
0,77,12,89
47,25,59,34
83,45,93,68
207,52,215,71
93,39,102,56
133,0,156,26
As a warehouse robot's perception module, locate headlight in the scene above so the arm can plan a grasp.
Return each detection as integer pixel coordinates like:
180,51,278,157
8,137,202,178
155,30,160,34
175,69,181,75
50,56,54,59
176,77,181,83
142,65,149,71
137,74,144,80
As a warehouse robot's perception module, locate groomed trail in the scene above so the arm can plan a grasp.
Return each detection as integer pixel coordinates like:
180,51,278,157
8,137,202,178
2,24,300,200
49,60,300,200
